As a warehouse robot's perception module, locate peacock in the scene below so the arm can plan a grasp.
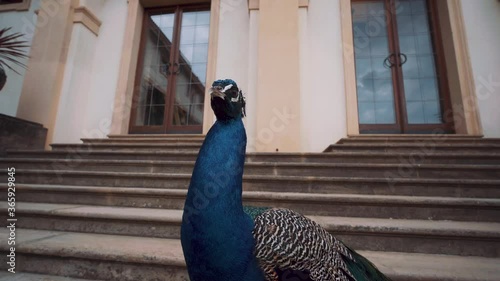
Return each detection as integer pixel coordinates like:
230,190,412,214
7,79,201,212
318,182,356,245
180,79,392,281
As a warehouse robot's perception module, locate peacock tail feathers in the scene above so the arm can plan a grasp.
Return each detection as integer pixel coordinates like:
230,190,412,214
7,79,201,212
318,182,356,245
342,244,392,281
243,205,271,220
252,208,392,281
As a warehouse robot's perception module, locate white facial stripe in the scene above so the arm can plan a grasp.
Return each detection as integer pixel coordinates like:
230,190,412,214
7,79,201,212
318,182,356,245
222,84,233,92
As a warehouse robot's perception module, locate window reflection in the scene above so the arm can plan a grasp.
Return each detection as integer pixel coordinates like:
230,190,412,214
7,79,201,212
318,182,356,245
134,9,210,128
135,13,173,126
353,0,445,128
352,1,396,125
396,0,442,124
174,11,210,126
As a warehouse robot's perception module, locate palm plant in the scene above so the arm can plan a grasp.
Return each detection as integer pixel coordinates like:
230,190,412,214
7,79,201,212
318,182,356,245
0,27,29,91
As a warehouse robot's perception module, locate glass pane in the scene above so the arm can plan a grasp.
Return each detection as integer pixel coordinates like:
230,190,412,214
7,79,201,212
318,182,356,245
396,0,443,125
149,106,165,125
193,44,209,63
134,12,173,126
358,102,376,124
173,10,211,126
404,79,422,102
374,79,394,102
406,101,426,124
375,102,396,123
399,36,417,55
423,101,442,124
352,1,396,125
357,78,375,102
179,44,194,64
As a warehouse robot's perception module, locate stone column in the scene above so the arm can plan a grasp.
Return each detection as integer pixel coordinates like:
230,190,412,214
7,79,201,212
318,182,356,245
17,0,78,147
255,0,301,152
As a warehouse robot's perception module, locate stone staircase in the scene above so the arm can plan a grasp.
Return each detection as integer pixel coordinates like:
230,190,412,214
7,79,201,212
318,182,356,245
1,134,500,281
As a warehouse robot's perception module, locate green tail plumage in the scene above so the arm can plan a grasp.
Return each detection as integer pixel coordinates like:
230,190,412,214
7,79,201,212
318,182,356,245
342,244,392,281
243,205,271,220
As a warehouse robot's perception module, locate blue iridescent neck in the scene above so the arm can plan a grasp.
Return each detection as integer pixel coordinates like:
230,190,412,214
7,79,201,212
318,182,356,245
184,117,247,218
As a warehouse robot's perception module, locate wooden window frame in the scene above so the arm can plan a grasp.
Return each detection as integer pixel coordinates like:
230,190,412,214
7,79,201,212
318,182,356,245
0,0,31,12
351,0,455,134
109,0,220,136
128,3,210,134
341,0,482,135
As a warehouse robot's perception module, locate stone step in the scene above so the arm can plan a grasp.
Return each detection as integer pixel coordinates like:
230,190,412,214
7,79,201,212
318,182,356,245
2,202,500,257
338,136,500,145
50,143,202,152
81,137,204,144
311,215,500,257
3,184,499,222
0,202,183,240
1,229,499,281
0,228,188,281
325,143,500,153
56,143,500,154
0,272,101,281
5,169,500,198
7,150,500,165
3,159,500,180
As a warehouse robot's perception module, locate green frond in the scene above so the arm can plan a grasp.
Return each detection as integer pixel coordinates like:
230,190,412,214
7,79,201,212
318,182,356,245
0,27,29,74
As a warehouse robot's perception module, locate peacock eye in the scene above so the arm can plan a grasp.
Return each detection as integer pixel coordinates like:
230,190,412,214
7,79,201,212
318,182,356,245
230,90,240,102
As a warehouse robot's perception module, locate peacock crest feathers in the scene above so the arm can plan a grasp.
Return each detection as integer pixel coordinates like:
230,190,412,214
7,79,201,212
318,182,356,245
210,79,246,119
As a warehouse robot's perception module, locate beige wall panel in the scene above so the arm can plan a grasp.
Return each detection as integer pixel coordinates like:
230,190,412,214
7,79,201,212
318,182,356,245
436,0,466,134
110,0,144,135
256,0,301,152
202,0,221,134
301,0,348,152
17,0,78,147
460,0,499,137
246,10,259,152
447,0,483,135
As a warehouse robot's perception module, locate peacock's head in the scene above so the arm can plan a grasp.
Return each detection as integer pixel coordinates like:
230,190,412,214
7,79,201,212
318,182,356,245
210,79,246,121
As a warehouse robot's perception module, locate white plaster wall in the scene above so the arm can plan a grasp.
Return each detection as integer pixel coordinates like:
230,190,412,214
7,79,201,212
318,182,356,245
0,0,41,116
460,0,500,137
80,0,105,17
52,0,127,143
300,0,347,152
82,0,129,140
52,24,97,143
246,10,259,152
216,0,249,88
214,0,252,140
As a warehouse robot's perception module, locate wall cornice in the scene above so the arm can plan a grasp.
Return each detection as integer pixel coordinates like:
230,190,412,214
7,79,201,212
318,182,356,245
73,6,102,36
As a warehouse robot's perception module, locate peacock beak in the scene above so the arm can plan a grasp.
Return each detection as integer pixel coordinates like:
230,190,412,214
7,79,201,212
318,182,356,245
210,87,226,100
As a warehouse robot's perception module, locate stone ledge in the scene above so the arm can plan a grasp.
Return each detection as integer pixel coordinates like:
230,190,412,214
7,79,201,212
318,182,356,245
0,114,47,156
1,228,500,281
0,272,101,281
5,202,500,238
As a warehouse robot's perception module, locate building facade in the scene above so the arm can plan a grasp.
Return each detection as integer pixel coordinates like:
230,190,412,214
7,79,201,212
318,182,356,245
1,0,499,152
